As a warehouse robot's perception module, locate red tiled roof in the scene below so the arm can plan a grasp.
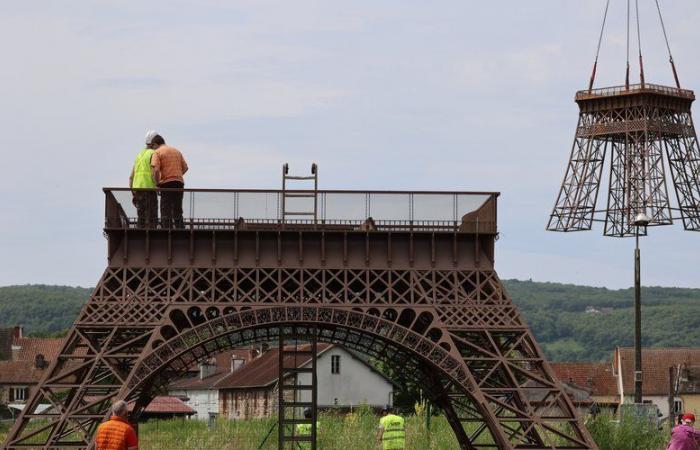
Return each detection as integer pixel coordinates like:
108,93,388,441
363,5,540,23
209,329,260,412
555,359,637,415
213,349,259,369
551,362,618,397
128,396,195,415
170,348,263,389
12,337,64,361
176,348,261,377
170,370,231,390
0,361,47,384
615,347,700,396
214,344,333,389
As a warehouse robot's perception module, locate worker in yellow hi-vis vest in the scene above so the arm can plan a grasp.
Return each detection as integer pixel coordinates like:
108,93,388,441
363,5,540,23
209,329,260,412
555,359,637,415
295,408,320,450
129,130,159,228
376,405,405,450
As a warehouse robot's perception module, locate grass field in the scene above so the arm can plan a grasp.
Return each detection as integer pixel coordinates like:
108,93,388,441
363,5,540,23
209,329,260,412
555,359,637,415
138,411,459,450
0,411,671,450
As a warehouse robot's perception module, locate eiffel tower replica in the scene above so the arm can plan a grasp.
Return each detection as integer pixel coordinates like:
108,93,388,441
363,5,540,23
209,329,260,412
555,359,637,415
3,164,598,449
548,2,700,236
548,0,700,407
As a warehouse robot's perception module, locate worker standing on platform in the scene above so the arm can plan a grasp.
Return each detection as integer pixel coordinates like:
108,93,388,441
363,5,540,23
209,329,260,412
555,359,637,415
95,400,138,450
376,405,405,450
149,132,188,228
129,131,158,228
295,407,320,450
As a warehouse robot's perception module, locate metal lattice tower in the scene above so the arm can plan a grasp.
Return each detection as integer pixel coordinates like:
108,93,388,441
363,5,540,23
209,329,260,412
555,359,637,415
3,169,598,449
548,0,700,236
548,83,700,236
548,0,700,407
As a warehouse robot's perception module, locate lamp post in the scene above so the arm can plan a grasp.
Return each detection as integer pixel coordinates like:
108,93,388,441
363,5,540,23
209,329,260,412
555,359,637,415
633,213,650,404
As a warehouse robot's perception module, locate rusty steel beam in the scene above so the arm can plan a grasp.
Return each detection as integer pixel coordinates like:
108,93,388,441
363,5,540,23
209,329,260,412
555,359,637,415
4,188,597,450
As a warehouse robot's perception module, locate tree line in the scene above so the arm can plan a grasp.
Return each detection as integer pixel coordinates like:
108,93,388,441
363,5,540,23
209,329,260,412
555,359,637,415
0,281,698,361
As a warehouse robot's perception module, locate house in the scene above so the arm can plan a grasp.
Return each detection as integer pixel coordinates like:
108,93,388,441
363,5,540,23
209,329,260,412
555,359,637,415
169,348,260,420
551,362,618,414
0,326,64,413
169,344,395,420
613,347,700,420
216,344,395,419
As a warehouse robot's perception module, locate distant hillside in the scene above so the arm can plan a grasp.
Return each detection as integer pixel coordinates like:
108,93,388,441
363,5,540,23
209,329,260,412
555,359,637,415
1,282,698,361
505,279,700,361
0,285,92,336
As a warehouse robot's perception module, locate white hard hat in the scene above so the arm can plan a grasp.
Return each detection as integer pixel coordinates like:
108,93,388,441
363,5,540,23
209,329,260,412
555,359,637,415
145,130,159,145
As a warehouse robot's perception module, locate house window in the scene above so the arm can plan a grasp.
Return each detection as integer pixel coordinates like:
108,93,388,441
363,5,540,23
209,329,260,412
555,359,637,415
673,400,683,415
11,387,29,402
331,355,341,374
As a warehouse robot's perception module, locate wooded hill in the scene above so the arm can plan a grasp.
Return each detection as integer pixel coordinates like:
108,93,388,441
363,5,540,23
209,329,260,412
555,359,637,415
1,281,698,362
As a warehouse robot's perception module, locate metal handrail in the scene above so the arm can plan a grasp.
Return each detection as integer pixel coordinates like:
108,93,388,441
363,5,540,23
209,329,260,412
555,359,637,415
104,188,498,233
105,187,500,196
576,83,695,101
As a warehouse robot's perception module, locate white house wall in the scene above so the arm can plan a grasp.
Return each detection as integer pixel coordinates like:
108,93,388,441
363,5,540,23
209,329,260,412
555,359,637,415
169,388,219,420
296,347,393,408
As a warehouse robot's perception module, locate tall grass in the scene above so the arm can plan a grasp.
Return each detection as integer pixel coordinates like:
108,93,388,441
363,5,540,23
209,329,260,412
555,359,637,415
0,421,10,443
0,412,673,449
586,412,667,450
138,408,460,450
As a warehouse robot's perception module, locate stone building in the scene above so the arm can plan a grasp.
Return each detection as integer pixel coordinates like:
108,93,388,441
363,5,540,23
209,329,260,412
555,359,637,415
168,348,259,420
169,344,395,420
216,344,395,419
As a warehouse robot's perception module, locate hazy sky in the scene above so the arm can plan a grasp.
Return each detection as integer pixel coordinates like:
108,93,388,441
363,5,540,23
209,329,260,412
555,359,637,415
1,1,698,289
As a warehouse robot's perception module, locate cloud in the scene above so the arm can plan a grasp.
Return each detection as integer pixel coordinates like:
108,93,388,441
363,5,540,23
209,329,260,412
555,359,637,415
1,0,699,289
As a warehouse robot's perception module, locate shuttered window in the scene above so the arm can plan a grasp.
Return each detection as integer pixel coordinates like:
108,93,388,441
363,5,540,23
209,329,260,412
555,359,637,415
331,355,341,374
10,387,29,402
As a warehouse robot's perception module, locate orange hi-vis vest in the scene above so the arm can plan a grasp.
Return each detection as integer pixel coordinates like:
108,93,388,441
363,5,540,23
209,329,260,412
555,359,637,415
95,416,138,450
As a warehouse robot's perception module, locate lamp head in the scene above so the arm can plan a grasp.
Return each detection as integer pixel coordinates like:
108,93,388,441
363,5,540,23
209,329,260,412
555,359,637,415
633,213,650,227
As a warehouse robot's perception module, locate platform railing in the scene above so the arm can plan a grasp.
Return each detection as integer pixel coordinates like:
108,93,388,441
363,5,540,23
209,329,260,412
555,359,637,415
104,188,498,233
576,83,695,101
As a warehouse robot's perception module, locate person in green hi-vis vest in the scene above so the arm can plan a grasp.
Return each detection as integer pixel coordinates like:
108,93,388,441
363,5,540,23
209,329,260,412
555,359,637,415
295,408,320,450
129,130,159,228
376,405,405,450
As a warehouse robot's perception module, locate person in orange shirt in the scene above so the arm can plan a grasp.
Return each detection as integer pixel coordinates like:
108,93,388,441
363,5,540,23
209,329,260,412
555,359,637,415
148,132,188,228
95,400,138,450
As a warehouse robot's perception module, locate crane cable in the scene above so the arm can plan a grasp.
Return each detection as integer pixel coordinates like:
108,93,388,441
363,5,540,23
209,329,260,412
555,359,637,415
635,0,646,87
626,0,631,88
588,0,611,92
654,0,681,88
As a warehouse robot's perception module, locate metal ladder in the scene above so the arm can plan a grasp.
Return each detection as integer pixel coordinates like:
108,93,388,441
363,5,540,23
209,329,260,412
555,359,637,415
281,163,318,225
278,327,318,450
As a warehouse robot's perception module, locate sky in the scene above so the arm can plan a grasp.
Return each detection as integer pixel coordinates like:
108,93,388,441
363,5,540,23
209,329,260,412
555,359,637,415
0,1,698,289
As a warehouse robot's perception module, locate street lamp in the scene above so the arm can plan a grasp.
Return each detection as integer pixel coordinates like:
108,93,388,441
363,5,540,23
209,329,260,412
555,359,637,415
632,213,650,404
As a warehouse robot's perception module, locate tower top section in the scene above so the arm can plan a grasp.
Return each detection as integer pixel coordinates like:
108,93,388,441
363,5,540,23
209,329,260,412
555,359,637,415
576,83,695,103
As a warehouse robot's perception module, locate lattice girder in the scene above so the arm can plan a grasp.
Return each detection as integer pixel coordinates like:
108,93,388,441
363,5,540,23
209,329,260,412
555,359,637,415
5,267,595,449
550,87,700,236
5,208,597,449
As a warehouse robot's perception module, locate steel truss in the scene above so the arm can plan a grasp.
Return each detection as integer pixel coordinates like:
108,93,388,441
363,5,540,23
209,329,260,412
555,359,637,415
549,85,700,236
4,190,597,449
